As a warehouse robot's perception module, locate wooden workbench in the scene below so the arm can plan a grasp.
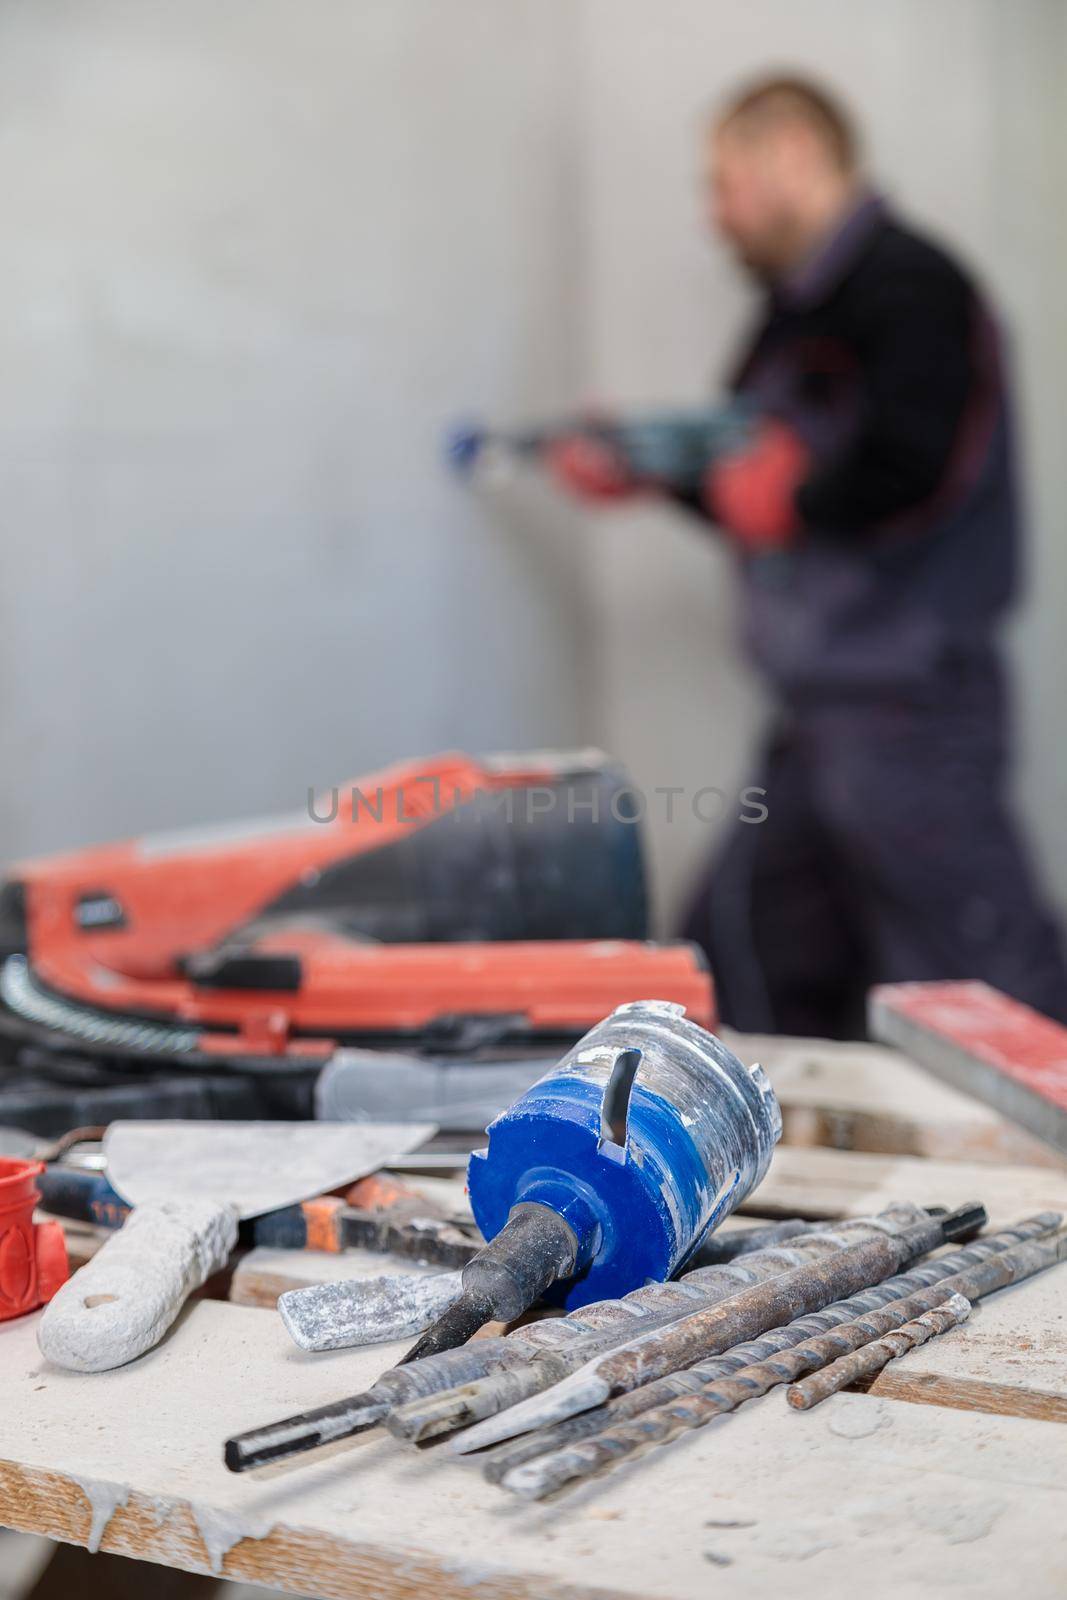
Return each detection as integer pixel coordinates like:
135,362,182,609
2,1035,1066,1598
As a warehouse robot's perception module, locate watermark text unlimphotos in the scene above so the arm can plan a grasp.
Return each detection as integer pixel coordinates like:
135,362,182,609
308,779,768,827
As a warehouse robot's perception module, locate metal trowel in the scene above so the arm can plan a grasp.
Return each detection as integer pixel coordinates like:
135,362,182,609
36,1119,434,1373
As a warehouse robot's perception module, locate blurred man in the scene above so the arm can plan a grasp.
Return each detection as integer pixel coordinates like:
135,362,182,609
550,75,1067,1034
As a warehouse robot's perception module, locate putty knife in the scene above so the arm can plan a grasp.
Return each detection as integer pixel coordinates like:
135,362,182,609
37,1119,434,1372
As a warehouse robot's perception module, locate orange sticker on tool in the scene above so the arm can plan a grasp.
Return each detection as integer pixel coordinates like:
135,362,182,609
301,1196,345,1253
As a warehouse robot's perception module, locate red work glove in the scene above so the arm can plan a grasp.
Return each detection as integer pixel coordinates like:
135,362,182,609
705,419,810,551
545,432,641,503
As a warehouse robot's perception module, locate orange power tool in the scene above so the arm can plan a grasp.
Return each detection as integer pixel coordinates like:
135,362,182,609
0,751,712,1107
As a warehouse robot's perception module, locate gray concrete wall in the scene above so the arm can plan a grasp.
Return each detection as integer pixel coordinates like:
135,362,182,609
578,0,1067,927
0,0,590,857
1,0,1064,943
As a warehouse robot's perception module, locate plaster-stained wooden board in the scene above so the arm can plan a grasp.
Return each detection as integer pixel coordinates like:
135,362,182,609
860,1251,1067,1423
389,1173,472,1216
728,1030,1066,1168
742,1145,1067,1230
2,1298,1066,1600
877,1254,1067,1392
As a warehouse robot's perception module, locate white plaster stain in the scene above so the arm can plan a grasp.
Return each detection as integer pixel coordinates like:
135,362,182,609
827,1399,895,1439
68,1474,131,1553
188,1501,278,1574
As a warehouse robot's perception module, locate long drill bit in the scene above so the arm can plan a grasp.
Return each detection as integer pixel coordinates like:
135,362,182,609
447,1203,986,1454
503,1291,974,1499
479,1211,1061,1485
786,1299,972,1410
224,1208,928,1471
503,1292,975,1500
385,1216,937,1444
499,1225,1066,1498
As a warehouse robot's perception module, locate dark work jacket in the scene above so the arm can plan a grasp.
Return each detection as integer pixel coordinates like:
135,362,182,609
718,196,1019,701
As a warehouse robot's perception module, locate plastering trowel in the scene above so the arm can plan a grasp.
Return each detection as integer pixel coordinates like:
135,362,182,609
36,1119,433,1372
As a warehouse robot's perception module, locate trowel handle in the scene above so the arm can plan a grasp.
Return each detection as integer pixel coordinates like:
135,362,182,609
37,1198,239,1373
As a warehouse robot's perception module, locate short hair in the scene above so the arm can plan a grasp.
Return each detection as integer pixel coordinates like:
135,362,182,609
716,75,859,172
